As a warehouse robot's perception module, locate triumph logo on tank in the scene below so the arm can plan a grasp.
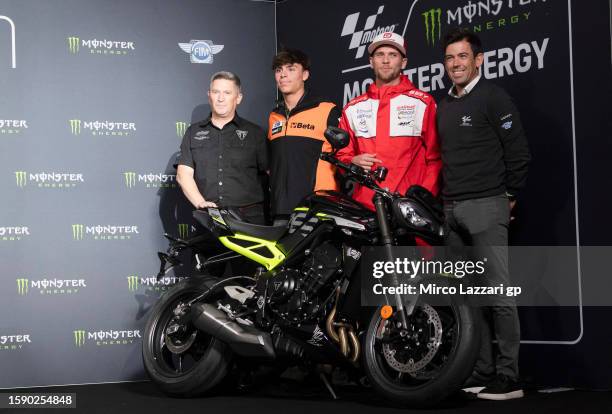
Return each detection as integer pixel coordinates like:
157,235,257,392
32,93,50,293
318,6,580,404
123,172,177,189
73,329,141,347
176,121,188,138
14,171,85,188
69,119,136,136
0,334,32,351
71,224,139,241
16,278,87,296
127,275,186,292
67,36,135,56
341,5,398,59
0,226,30,242
1,119,28,135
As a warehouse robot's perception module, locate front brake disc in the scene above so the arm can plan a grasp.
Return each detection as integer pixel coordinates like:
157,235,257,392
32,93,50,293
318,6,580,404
379,304,443,374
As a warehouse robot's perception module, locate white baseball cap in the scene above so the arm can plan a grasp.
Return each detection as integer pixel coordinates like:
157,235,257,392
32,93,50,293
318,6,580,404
367,31,407,57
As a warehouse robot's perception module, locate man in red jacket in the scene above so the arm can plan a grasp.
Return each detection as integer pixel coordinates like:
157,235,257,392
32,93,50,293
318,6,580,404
338,32,441,210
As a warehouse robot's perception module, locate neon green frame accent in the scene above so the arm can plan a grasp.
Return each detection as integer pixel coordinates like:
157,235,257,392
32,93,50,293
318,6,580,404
218,233,285,270
293,207,328,219
212,216,226,225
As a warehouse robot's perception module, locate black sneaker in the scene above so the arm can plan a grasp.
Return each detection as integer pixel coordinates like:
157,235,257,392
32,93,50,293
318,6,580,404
462,372,493,394
477,374,524,400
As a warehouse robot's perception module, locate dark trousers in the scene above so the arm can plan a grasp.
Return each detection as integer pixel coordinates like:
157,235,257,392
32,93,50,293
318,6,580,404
444,194,520,380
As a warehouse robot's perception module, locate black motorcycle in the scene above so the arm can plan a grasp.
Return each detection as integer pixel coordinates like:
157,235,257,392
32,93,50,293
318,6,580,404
142,127,479,406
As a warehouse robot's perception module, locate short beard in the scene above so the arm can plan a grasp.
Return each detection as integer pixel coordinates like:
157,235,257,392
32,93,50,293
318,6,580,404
375,68,402,84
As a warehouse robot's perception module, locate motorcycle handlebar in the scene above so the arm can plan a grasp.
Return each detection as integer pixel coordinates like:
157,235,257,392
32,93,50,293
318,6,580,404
320,152,395,198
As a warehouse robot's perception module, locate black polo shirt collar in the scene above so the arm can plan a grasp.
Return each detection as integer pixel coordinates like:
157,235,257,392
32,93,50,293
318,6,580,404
199,113,245,129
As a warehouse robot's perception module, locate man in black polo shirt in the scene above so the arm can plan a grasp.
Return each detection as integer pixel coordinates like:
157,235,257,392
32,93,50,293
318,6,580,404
177,71,268,224
437,29,530,400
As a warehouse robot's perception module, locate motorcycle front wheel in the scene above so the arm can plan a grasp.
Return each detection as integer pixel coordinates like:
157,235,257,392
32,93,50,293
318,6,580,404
142,276,232,396
363,298,479,406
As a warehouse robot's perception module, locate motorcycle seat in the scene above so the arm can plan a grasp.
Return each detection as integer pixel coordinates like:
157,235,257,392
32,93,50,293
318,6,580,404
223,214,287,241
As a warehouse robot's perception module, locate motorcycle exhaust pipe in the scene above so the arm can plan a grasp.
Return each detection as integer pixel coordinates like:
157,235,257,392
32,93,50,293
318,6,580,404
191,303,275,360
326,288,361,363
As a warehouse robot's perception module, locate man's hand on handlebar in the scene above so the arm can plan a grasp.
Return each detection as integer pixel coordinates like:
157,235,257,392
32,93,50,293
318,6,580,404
352,153,382,170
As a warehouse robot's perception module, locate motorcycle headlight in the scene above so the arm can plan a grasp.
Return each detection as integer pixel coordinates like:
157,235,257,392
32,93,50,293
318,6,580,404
397,200,429,227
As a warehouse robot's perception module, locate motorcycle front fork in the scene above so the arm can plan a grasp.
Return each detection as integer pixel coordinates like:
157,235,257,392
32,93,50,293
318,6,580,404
372,194,417,328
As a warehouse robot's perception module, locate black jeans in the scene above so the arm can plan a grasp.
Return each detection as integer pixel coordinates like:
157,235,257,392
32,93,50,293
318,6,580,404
444,194,520,380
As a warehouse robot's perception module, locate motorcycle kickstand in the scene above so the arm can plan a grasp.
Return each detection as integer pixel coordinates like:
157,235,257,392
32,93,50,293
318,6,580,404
319,372,338,400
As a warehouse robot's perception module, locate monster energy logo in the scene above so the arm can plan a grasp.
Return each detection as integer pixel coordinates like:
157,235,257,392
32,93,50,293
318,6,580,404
124,172,136,188
74,330,86,347
176,122,188,138
127,275,139,291
16,278,29,295
67,36,80,54
69,119,81,135
15,171,27,187
72,224,84,240
178,223,189,239
422,8,442,46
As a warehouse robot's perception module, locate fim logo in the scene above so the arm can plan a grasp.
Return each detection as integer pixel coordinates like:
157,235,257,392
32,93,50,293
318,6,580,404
178,223,191,239
127,275,139,291
15,171,27,187
74,330,86,347
69,119,81,135
178,40,224,64
72,224,84,240
16,278,28,295
124,172,136,188
67,36,80,54
176,121,188,138
422,8,442,46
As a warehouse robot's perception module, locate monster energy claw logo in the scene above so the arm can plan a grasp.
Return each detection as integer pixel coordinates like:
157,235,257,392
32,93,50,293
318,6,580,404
16,278,29,295
15,171,27,187
72,224,84,240
422,8,442,46
74,330,86,347
178,223,189,239
127,275,139,291
67,36,80,54
176,122,187,138
69,119,81,135
124,172,136,188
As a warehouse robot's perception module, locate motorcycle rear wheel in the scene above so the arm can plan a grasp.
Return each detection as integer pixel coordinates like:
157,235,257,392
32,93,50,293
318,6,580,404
142,276,232,396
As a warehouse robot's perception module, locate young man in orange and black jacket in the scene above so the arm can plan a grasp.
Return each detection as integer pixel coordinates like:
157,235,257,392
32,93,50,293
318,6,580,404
268,49,341,224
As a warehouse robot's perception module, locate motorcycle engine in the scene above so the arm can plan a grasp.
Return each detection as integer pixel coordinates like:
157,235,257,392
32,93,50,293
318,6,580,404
269,242,342,324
